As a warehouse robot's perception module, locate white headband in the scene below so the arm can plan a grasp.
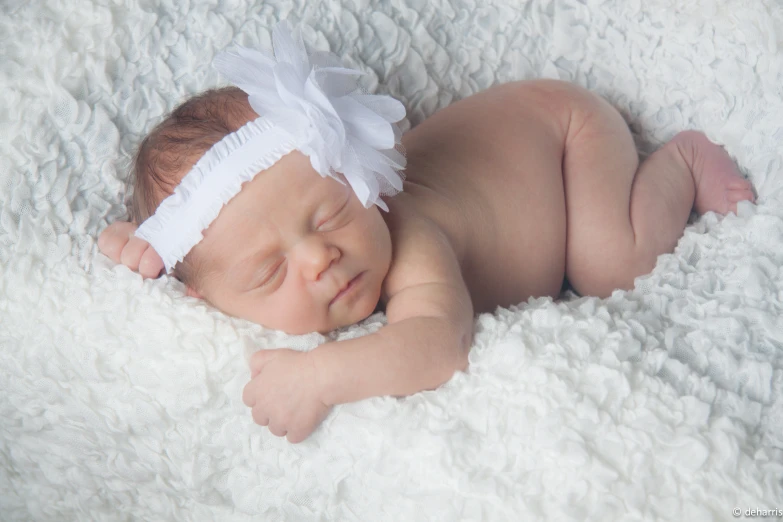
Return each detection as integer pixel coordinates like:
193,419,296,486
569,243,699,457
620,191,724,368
135,21,407,273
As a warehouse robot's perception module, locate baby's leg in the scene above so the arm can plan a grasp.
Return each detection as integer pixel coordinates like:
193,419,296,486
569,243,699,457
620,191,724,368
553,83,755,297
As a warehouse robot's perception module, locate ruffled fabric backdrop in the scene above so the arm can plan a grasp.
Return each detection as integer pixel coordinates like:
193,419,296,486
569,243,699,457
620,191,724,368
1,0,782,520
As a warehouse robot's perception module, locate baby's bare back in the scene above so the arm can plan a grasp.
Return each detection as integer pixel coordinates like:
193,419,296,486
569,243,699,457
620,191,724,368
394,80,574,313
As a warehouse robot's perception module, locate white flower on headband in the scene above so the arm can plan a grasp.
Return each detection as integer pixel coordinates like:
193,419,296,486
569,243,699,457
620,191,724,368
135,21,408,273
213,21,407,211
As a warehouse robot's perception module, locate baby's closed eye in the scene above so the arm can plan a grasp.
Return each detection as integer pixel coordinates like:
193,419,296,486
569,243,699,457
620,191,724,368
317,198,351,230
250,259,286,289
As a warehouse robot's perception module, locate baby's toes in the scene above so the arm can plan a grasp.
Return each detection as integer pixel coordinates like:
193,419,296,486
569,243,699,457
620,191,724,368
726,186,756,205
727,178,753,191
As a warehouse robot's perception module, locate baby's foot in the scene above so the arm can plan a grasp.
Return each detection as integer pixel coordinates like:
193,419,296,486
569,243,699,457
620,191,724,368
671,130,756,215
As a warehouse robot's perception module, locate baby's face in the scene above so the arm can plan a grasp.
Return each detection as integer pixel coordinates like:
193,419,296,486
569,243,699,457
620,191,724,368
188,151,392,334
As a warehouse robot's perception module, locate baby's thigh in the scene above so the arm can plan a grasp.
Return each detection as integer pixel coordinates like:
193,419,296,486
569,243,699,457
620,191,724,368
552,83,642,296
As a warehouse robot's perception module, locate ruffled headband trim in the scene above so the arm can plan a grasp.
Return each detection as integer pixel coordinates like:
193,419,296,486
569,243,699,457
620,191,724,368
135,119,297,272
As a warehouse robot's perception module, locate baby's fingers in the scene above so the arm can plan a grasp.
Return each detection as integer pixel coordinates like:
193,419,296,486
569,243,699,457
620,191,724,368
242,378,260,408
138,246,164,279
97,221,137,262
249,349,281,379
120,236,153,273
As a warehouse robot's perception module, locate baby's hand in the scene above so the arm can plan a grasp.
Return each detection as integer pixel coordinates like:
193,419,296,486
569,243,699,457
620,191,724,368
242,349,332,443
97,221,164,279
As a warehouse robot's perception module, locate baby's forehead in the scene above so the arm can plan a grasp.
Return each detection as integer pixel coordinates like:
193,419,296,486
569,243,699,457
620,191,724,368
247,167,347,215
200,165,349,254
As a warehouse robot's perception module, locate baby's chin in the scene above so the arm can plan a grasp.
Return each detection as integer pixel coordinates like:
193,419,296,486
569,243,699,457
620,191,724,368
319,308,375,334
317,289,383,334
273,302,376,335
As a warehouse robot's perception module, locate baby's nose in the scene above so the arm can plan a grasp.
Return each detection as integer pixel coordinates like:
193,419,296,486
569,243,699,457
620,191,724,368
295,238,340,280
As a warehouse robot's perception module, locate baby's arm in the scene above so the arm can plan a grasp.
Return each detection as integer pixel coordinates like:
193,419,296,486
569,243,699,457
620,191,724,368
242,210,473,442
243,258,472,443
231,206,474,442
312,211,474,405
97,222,164,279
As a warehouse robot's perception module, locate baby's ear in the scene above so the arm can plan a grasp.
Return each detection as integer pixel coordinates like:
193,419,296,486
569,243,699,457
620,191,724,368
186,286,203,299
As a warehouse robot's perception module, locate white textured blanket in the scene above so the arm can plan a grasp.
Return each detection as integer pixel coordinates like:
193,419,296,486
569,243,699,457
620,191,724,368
1,0,782,520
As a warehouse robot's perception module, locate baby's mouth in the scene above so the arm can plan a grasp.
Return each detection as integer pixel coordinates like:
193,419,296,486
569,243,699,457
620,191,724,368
330,271,365,305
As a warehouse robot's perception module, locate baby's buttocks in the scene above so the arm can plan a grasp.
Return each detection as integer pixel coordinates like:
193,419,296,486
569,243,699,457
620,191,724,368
399,81,572,312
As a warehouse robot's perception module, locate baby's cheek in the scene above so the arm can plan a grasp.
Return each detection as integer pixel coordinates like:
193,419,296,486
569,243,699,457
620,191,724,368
361,216,392,261
260,291,329,334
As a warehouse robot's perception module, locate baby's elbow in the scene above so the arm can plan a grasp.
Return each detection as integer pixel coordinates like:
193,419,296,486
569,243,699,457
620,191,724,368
426,317,473,388
454,348,470,373
432,350,469,390
454,323,473,373
441,334,471,382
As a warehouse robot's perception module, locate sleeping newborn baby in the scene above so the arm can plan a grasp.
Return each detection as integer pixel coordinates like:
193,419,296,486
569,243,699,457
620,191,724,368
98,22,755,442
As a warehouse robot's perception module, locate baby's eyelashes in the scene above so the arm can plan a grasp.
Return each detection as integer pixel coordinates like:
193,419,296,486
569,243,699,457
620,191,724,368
235,258,286,293
316,198,351,230
252,260,285,289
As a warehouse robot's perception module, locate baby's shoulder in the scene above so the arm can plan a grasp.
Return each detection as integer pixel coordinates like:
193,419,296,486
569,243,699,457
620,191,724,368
380,194,465,303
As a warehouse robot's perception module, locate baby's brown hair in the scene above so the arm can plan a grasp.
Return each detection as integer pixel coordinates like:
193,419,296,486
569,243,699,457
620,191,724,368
128,86,258,291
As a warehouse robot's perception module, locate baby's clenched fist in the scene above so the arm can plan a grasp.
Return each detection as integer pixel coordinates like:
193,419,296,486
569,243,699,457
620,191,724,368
243,349,333,443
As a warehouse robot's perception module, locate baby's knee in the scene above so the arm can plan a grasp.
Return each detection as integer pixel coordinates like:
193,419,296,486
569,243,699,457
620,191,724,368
568,249,657,298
